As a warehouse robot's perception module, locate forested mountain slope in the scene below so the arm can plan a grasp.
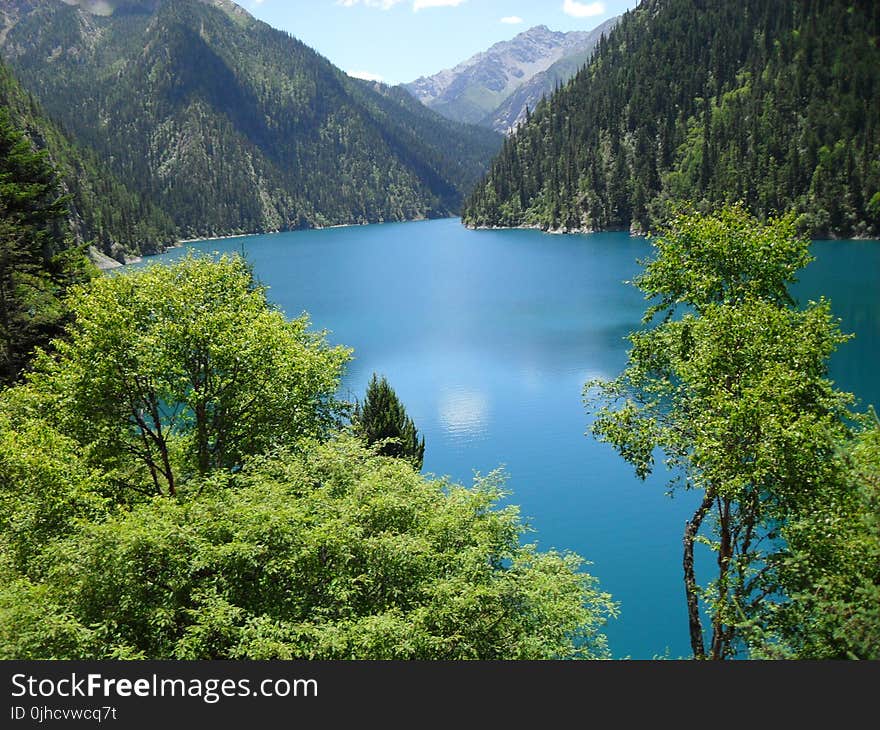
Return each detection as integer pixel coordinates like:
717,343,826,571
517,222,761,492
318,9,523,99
1,0,502,250
0,67,98,383
463,0,880,238
0,60,176,258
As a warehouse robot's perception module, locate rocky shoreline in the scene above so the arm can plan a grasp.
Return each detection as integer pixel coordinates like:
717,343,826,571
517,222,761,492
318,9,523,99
464,222,643,236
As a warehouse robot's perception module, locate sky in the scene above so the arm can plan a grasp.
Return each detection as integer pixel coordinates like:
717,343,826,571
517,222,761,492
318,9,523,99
240,0,641,85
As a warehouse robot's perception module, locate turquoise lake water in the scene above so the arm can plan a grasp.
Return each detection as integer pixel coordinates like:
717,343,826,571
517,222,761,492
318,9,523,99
145,218,880,658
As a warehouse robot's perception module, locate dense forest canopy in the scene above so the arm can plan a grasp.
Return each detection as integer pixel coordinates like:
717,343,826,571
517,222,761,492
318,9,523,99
0,60,177,259
0,0,502,255
0,99,96,385
464,0,880,239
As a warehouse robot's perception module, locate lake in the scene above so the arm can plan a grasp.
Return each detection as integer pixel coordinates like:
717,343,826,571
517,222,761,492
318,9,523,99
145,218,880,659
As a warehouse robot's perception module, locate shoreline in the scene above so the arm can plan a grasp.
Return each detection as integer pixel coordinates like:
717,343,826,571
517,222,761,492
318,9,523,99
464,221,880,241
171,216,437,249
176,230,274,245
464,222,639,236
109,216,879,270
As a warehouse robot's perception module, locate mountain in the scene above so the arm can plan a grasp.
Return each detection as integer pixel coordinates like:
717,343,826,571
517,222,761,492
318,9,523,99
481,32,609,135
0,0,502,253
0,58,176,259
463,0,880,239
404,21,617,134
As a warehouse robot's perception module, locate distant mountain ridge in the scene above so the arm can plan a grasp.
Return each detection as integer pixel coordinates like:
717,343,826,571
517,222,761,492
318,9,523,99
0,0,502,254
404,20,617,134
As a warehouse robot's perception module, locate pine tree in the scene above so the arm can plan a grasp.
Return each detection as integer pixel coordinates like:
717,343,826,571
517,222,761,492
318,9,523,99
0,108,89,384
353,373,425,471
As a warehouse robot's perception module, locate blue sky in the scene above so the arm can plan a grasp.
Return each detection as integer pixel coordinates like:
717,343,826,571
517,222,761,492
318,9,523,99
241,0,640,85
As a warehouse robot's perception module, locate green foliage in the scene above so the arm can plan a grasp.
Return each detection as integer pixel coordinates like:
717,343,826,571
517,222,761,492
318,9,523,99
0,254,615,659
354,373,425,471
2,0,502,250
636,204,813,319
586,206,855,659
758,418,880,659
0,390,110,576
0,580,99,660
19,254,351,496
0,59,176,258
0,436,616,660
464,0,880,238
0,243,616,660
0,104,94,384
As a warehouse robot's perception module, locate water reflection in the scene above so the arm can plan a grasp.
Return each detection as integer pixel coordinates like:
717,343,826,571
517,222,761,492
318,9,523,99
438,387,490,440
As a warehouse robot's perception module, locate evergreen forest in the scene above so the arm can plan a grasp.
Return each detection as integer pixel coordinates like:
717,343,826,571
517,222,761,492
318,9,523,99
464,0,880,239
0,0,502,257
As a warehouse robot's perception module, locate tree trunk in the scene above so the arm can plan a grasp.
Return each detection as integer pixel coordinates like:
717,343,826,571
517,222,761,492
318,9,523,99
684,491,714,659
196,401,209,475
156,433,176,497
710,497,733,660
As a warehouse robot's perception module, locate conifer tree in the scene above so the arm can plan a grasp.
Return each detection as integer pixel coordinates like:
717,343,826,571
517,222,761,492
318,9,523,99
354,373,426,471
0,108,89,384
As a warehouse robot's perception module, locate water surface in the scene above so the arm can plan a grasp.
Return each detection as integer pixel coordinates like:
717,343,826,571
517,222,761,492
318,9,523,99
144,219,879,658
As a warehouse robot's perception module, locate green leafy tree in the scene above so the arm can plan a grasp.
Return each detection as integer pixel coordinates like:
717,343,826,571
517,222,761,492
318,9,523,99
22,254,351,497
586,206,854,659
0,256,616,661
0,436,617,660
759,417,880,659
354,373,425,470
0,385,110,576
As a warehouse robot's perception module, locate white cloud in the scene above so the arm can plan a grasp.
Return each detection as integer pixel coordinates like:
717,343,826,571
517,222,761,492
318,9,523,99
337,0,465,10
337,0,405,9
348,70,385,82
562,0,604,18
500,15,523,24
413,0,467,11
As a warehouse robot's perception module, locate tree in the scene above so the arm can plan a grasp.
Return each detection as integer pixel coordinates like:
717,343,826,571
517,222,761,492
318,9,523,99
760,417,880,659
353,373,425,470
0,108,91,384
0,385,110,576
22,254,351,497
586,205,853,659
0,436,617,660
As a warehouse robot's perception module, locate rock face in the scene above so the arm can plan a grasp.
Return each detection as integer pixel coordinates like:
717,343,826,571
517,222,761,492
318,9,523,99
404,19,618,134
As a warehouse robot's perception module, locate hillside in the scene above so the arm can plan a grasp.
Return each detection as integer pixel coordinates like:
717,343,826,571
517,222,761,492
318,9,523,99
0,59,176,258
463,0,880,239
0,64,98,382
0,0,502,251
405,21,616,134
